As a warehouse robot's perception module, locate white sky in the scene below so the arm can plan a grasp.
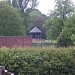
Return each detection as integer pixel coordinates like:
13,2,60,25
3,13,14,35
38,0,75,15
0,0,75,15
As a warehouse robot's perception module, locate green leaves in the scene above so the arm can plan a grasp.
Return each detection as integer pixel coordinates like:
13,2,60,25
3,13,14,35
0,47,75,75
0,2,25,36
60,14,75,45
44,0,75,41
54,0,74,19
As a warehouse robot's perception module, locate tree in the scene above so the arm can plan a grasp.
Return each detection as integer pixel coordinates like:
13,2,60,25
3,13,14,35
50,0,74,19
6,0,11,4
60,14,75,44
0,2,25,36
23,9,47,38
7,0,39,34
10,0,38,12
57,36,74,47
43,17,63,40
12,0,18,7
44,0,74,40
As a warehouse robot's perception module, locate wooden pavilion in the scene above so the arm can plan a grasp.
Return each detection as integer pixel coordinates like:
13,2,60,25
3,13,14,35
29,27,42,39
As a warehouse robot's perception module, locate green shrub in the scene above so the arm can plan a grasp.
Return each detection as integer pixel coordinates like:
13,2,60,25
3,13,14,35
57,36,74,47
0,47,75,75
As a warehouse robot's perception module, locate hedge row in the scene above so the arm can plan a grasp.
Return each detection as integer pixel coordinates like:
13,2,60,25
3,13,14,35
0,47,75,75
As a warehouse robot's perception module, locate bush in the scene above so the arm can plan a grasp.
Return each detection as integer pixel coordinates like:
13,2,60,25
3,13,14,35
0,47,75,75
57,36,74,47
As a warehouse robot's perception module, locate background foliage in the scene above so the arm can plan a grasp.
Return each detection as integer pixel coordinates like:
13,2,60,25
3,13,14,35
0,0,75,46
0,2,25,36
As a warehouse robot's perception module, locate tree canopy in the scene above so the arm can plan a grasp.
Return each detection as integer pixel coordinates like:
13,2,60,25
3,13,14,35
0,2,25,36
7,0,38,12
50,0,74,19
60,14,75,44
44,0,75,40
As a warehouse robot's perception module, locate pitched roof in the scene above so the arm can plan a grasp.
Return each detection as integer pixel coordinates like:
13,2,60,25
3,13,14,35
30,27,42,33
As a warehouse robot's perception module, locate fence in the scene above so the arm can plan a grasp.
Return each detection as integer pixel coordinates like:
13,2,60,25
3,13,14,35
0,36,32,47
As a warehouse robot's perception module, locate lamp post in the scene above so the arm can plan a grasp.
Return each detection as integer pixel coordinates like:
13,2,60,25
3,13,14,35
50,29,51,40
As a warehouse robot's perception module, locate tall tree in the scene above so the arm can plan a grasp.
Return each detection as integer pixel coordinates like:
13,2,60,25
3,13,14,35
0,2,25,36
12,0,18,7
11,0,38,12
51,0,74,19
45,0,75,40
60,14,75,44
44,18,63,40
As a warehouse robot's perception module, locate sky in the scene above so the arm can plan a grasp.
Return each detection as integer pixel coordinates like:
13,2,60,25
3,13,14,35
38,0,75,15
0,0,75,15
